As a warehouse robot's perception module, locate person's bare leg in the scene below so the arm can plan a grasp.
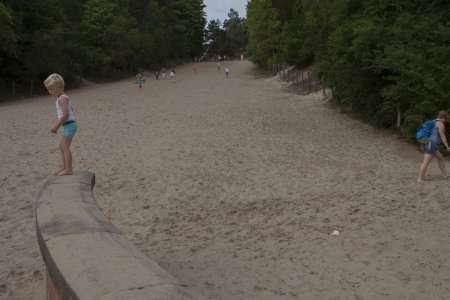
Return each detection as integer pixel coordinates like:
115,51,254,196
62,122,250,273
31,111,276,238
56,137,73,176
436,152,448,178
418,154,433,182
54,150,65,175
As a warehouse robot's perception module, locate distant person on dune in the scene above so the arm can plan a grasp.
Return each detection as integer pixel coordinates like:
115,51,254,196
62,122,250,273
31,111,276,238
136,73,143,88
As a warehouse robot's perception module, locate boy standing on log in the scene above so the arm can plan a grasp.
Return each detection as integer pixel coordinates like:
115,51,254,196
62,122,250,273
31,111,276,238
44,73,77,176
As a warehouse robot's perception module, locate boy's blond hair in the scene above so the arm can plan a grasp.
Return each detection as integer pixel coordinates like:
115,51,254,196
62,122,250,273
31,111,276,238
44,73,65,89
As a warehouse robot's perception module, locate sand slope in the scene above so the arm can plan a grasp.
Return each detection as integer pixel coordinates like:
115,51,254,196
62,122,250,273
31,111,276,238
1,61,450,299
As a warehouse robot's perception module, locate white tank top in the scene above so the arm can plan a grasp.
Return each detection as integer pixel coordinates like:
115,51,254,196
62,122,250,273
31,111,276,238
56,95,76,122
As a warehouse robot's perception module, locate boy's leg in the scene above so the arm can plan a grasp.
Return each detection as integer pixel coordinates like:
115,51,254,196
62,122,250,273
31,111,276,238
57,137,73,176
418,154,433,182
54,150,65,175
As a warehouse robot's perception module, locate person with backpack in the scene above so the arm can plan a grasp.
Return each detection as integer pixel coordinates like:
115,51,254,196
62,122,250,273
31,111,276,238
417,111,450,182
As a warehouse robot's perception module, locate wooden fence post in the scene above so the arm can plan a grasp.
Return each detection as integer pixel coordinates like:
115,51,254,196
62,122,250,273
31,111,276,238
314,73,318,93
301,72,304,89
308,73,311,92
322,75,326,97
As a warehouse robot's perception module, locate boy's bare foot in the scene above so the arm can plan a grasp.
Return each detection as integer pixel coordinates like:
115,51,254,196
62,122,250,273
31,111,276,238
417,178,432,182
54,168,64,175
56,170,72,176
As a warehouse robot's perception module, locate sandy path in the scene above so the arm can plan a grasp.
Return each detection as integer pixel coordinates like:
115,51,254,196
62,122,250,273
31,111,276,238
1,60,450,299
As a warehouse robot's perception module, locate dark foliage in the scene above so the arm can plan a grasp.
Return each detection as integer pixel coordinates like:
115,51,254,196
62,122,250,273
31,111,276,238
247,0,450,140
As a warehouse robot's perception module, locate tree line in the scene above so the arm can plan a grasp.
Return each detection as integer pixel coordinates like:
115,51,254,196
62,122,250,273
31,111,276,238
204,8,248,59
246,0,450,140
0,0,206,95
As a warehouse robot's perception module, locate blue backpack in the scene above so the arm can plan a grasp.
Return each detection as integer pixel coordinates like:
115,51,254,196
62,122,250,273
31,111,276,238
416,120,436,144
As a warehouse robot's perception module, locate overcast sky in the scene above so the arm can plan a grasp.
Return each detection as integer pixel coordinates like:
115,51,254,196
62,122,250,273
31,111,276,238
203,0,248,23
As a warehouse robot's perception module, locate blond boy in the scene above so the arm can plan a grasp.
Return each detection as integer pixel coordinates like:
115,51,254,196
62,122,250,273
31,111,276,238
44,73,77,176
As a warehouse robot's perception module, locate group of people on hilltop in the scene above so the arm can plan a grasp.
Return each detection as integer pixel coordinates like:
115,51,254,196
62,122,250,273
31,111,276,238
216,54,244,61
138,61,230,86
136,68,175,87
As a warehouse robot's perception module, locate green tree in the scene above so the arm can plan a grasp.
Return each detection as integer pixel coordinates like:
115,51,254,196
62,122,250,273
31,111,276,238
246,0,450,140
2,0,66,79
222,9,248,57
160,0,206,59
0,2,17,79
0,2,16,59
247,0,281,66
79,0,139,74
205,19,225,57
0,0,207,97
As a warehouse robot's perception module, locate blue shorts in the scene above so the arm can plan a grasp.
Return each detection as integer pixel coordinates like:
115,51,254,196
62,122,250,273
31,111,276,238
421,140,439,156
63,122,77,138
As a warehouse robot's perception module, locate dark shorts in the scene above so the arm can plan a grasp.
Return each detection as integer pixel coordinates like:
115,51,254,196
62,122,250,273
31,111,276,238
421,141,439,156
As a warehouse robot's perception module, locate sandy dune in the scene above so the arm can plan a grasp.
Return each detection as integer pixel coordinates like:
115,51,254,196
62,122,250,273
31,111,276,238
1,60,450,299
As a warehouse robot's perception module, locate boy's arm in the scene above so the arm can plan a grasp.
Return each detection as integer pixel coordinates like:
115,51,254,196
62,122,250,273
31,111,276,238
438,122,450,149
51,97,69,133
